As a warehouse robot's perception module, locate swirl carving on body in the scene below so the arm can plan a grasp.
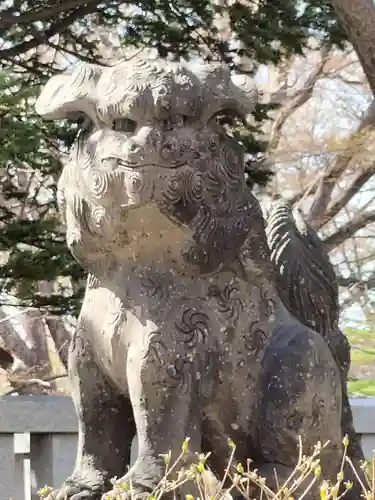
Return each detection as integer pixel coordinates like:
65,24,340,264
143,305,217,399
208,283,244,322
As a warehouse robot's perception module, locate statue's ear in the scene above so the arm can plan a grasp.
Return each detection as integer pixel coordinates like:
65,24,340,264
196,63,258,123
35,63,103,122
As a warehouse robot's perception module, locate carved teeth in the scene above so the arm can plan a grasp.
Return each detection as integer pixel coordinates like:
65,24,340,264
117,162,136,171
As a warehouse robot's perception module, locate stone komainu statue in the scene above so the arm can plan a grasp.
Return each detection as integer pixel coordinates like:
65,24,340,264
35,56,364,500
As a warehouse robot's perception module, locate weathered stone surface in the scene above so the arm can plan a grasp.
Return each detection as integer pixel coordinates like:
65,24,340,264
266,202,364,464
35,56,364,500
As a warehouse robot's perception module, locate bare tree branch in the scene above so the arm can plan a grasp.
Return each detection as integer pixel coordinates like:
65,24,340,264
290,100,375,201
0,0,101,27
4,373,67,395
267,47,331,153
337,273,375,289
324,163,375,223
323,209,375,251
330,75,364,87
0,2,102,63
331,0,375,97
44,315,71,370
289,100,375,227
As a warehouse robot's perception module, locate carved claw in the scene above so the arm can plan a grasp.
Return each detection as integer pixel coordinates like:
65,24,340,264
101,470,161,500
46,486,101,500
44,475,104,500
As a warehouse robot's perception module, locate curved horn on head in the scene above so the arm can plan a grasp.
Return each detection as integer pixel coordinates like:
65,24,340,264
35,63,103,122
230,72,258,117
195,63,258,122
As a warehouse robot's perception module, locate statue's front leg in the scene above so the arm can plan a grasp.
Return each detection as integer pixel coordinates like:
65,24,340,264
47,320,136,500
103,327,208,500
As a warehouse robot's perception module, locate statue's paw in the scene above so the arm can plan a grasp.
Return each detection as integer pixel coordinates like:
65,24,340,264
44,476,103,500
102,459,164,500
45,487,101,500
46,491,100,500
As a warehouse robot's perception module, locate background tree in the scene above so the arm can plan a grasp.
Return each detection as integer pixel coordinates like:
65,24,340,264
1,0,375,389
255,47,375,325
0,0,348,313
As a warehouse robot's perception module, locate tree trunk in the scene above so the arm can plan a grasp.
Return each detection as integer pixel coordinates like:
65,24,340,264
44,316,71,370
331,0,375,96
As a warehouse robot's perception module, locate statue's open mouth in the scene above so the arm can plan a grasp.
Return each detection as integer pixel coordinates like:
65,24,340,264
102,156,192,170
118,160,187,170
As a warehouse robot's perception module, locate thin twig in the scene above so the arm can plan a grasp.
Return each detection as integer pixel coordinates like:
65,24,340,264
4,373,67,395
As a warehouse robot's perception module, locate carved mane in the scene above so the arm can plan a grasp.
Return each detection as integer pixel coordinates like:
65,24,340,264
266,201,339,335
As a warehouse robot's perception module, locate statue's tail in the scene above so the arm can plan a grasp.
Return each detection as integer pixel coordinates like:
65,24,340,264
265,201,364,464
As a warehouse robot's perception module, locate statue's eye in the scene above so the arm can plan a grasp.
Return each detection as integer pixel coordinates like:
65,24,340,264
76,115,92,131
73,115,92,148
112,118,137,133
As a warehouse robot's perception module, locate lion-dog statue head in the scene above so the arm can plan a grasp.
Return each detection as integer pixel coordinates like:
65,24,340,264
36,57,260,275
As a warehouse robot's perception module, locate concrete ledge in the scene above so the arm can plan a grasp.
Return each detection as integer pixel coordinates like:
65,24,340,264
350,398,375,434
0,396,373,500
0,396,77,433
0,395,374,437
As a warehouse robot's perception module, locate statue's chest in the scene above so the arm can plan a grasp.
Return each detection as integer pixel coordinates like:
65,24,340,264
80,275,279,399
81,282,187,394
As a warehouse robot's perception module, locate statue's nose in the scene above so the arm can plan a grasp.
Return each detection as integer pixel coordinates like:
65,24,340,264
160,137,179,161
121,126,158,162
124,139,145,161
